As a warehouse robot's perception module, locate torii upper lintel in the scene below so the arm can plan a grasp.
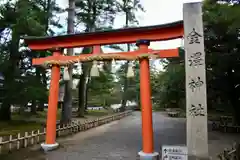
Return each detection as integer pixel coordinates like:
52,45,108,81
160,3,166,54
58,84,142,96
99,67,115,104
22,20,184,50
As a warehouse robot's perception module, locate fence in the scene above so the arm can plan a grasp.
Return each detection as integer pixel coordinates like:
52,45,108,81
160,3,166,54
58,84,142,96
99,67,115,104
0,110,132,154
218,143,240,160
211,116,240,133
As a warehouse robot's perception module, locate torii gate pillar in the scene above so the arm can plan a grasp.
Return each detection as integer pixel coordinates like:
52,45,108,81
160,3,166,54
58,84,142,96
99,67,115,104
41,48,61,151
137,40,159,160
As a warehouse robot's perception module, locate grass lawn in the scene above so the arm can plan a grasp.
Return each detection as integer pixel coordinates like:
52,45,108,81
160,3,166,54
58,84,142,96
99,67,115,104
0,110,61,136
0,121,42,136
0,109,111,136
85,109,111,117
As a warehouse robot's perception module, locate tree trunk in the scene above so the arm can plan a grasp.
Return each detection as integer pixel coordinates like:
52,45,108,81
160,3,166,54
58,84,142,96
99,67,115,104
120,10,130,112
84,75,90,113
37,69,47,112
61,0,75,124
37,102,44,111
227,68,240,125
229,86,240,125
78,28,95,117
0,31,20,121
36,0,51,113
0,102,11,121
0,73,12,121
78,72,86,117
36,66,44,111
31,100,37,114
232,100,240,125
120,61,129,112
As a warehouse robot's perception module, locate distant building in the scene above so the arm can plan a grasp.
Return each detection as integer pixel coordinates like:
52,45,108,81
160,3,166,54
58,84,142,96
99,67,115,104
87,106,103,110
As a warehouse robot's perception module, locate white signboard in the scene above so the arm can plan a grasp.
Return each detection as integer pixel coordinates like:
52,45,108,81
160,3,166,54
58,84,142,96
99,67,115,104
162,145,188,160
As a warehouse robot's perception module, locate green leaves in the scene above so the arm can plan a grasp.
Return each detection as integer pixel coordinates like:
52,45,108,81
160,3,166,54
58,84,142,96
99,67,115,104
152,0,240,114
75,0,117,29
88,62,115,106
0,0,63,117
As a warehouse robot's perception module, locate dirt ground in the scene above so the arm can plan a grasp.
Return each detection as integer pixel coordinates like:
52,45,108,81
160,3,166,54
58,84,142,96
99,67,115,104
1,112,239,160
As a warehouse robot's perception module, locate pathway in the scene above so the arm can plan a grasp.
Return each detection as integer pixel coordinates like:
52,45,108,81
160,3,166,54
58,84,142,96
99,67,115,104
3,112,240,160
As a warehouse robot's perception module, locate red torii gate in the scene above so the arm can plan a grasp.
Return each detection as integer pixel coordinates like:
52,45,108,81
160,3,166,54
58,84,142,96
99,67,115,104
23,20,183,159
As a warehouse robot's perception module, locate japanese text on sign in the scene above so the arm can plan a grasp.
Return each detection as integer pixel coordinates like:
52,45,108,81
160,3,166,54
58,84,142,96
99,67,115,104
188,76,204,92
162,145,188,160
189,104,205,117
187,28,202,44
188,52,203,67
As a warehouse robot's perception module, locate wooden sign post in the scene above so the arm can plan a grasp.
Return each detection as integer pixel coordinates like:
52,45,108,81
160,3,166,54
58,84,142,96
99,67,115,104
183,2,209,159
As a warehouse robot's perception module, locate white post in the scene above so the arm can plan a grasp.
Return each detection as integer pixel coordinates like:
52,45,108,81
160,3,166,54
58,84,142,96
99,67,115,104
0,137,2,154
183,2,209,159
17,133,20,150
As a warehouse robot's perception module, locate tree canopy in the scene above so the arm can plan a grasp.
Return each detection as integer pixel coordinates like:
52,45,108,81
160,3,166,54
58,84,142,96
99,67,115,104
152,0,240,124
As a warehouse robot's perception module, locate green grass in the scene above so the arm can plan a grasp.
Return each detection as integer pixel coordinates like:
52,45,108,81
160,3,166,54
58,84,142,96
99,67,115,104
0,110,62,136
85,109,111,117
0,109,111,136
0,121,42,136
12,110,61,120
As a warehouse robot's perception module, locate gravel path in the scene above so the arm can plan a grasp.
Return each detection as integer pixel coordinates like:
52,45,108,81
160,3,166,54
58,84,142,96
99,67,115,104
3,112,240,160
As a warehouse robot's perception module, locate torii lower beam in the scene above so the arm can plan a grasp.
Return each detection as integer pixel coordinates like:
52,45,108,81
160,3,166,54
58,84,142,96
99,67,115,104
32,48,179,66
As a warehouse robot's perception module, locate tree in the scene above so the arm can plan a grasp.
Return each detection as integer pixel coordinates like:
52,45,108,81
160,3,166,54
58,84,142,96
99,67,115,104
0,0,44,120
75,0,118,117
116,60,140,107
203,0,240,123
152,0,240,125
116,0,144,111
0,0,62,120
88,62,115,107
61,0,75,124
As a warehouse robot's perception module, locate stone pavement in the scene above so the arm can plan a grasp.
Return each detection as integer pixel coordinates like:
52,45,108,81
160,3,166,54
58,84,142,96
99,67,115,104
3,112,240,160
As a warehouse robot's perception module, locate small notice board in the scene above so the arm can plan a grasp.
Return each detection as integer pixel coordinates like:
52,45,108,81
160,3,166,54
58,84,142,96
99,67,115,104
162,145,188,160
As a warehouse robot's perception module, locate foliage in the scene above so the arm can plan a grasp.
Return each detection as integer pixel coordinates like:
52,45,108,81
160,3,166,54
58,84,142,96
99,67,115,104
116,0,144,26
116,61,140,104
0,0,63,120
74,0,144,115
75,0,117,30
88,62,115,107
151,60,185,109
153,0,240,124
116,0,144,111
203,0,240,123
